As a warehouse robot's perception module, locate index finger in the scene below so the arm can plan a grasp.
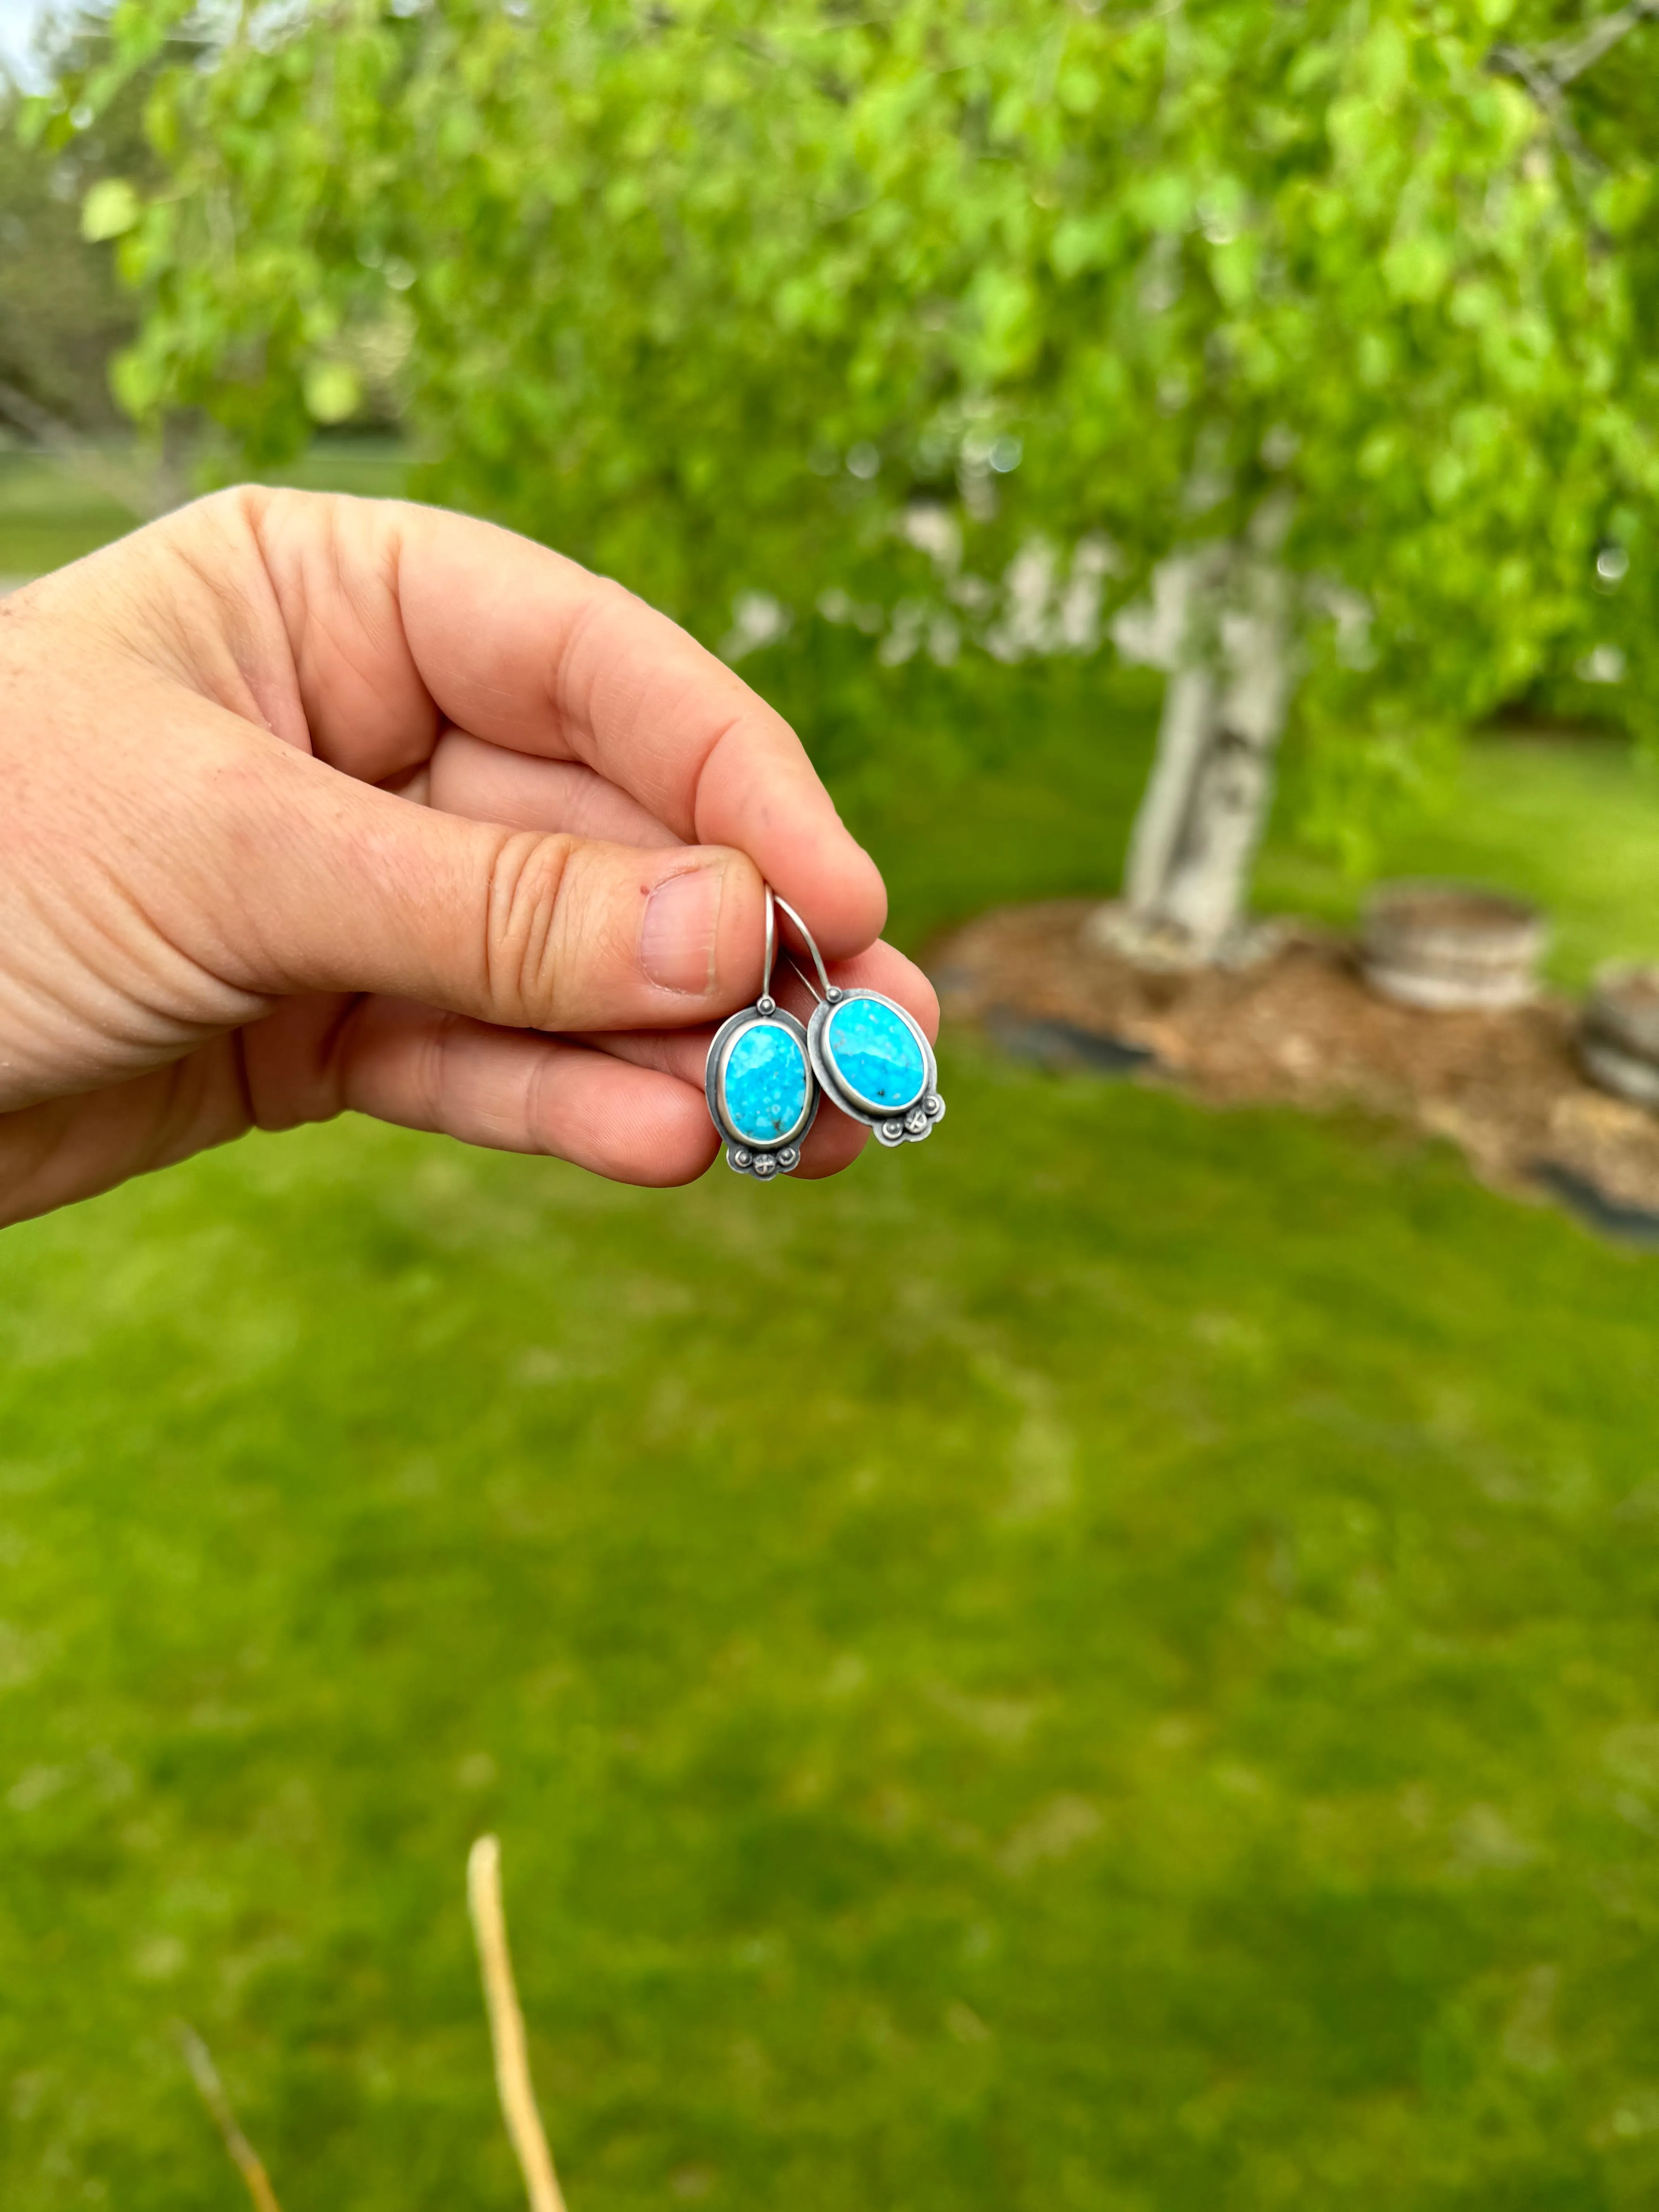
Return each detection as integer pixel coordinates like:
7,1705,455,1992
247,490,890,960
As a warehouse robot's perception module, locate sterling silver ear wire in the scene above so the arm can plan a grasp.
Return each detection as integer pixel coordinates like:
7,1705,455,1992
775,896,946,1150
703,887,818,1180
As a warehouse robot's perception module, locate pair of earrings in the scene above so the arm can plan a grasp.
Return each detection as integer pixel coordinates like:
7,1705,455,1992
704,889,945,1180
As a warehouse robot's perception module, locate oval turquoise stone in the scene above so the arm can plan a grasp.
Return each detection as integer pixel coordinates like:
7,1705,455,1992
825,998,926,1112
722,1021,809,1144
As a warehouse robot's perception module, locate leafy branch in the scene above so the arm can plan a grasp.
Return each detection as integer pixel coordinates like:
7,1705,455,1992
1531,0,1659,84
1488,0,1659,169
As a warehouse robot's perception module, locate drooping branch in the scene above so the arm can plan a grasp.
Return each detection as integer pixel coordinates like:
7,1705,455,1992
1539,0,1659,84
0,377,179,520
1486,43,1598,168
1488,0,1659,170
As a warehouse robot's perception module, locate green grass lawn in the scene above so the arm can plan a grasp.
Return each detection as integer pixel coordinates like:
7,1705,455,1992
5,460,1659,2211
0,451,142,579
0,438,410,580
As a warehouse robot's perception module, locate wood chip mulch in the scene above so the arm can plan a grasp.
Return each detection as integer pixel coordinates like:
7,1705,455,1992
931,900,1659,1239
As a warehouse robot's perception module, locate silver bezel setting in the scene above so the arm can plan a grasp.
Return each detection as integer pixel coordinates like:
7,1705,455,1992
704,999,817,1179
806,987,946,1148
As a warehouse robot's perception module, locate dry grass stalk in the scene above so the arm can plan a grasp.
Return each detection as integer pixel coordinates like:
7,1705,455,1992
172,2019,284,2212
173,1838,567,2210
468,1832,569,2212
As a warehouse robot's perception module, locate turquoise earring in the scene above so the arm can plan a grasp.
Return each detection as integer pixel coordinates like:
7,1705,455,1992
704,887,818,1180
778,898,946,1150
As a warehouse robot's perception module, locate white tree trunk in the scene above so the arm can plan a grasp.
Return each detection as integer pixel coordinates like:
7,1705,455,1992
1108,531,1293,963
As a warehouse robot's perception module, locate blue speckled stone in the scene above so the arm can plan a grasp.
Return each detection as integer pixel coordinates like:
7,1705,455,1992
723,1021,808,1144
825,998,926,1112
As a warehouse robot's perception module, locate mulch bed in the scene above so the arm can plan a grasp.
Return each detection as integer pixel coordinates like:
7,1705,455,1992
931,900,1659,1242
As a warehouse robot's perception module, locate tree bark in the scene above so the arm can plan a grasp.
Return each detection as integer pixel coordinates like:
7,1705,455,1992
1107,533,1293,962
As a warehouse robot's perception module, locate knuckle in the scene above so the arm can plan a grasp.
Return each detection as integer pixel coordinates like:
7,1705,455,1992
481,832,577,1025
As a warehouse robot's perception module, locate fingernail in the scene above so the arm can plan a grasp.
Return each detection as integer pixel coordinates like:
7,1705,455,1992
641,863,725,994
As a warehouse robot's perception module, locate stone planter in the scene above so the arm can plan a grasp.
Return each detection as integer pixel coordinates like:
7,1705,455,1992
1581,965,1659,1109
1361,881,1546,1012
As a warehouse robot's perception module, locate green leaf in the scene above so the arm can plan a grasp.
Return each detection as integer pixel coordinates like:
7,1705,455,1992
1382,231,1454,305
1049,214,1115,280
80,178,141,243
1058,64,1102,117
109,343,166,419
302,361,363,426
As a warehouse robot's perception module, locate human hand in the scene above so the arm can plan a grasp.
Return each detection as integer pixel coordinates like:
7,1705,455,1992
0,489,936,1227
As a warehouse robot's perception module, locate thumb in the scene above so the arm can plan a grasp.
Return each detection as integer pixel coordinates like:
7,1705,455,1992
210,738,768,1030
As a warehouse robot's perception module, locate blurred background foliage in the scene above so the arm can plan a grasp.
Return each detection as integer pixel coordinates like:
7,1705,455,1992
16,0,1659,838
0,73,133,434
8,5,1659,2209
